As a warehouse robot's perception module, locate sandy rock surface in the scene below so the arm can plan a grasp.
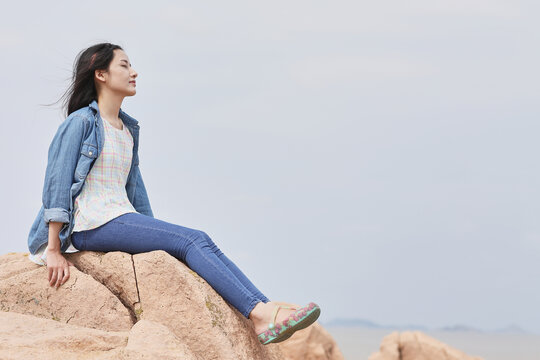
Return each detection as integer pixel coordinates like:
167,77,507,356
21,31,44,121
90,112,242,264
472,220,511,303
0,250,341,359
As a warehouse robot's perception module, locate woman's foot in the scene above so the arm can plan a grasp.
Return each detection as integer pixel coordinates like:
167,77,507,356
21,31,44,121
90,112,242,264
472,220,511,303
249,301,321,345
249,301,298,335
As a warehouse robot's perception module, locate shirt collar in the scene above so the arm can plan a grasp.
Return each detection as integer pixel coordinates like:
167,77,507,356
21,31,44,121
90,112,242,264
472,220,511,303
89,99,139,128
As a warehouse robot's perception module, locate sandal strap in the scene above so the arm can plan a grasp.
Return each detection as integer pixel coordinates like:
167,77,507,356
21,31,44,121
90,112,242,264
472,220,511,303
270,304,298,327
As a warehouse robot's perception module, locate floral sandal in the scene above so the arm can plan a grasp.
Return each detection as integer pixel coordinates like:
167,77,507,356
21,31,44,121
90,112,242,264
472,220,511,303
257,302,321,345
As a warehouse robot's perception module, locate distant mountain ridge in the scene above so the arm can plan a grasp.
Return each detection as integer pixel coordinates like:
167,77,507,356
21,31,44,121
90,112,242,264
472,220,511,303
322,318,530,334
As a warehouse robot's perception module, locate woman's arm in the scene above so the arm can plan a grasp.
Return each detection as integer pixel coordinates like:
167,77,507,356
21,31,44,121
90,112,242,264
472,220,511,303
42,115,87,224
46,221,73,288
41,115,85,286
47,221,63,251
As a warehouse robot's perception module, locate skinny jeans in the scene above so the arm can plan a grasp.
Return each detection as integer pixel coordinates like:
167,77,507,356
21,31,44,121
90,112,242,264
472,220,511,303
71,212,269,318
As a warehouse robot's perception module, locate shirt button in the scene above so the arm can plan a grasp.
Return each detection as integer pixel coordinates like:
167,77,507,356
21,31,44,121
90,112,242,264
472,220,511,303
89,151,93,155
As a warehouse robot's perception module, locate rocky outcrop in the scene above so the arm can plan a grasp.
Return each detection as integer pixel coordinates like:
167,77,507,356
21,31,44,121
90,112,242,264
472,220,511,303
278,322,344,359
369,331,484,360
0,254,133,331
0,311,198,359
0,250,342,360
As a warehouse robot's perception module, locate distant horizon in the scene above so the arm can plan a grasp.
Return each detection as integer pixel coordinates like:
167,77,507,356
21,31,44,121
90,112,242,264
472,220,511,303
321,317,536,335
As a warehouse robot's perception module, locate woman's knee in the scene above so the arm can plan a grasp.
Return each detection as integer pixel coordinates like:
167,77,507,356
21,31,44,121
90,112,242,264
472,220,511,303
186,230,209,245
199,230,212,241
188,230,219,250
199,231,223,255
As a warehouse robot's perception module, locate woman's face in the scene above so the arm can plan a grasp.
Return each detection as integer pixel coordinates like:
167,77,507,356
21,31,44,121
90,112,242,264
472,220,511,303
95,49,138,97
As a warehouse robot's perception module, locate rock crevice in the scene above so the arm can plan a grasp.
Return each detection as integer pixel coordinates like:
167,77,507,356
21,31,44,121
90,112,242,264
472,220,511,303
66,251,139,325
130,254,140,305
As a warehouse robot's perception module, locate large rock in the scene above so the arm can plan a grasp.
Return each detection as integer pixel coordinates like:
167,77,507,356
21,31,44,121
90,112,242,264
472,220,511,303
0,311,198,360
122,319,198,359
0,311,128,360
369,331,484,360
130,250,279,360
0,251,341,359
0,253,133,331
63,251,141,323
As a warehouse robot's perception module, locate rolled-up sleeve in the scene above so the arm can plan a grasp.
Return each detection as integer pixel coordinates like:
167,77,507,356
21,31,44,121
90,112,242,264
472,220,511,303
42,116,86,224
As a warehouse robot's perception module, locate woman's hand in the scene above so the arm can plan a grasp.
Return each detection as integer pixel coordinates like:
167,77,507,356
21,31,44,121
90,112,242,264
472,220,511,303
46,249,74,288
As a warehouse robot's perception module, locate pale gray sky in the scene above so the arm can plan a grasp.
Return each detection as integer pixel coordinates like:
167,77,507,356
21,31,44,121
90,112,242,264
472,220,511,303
2,1,540,333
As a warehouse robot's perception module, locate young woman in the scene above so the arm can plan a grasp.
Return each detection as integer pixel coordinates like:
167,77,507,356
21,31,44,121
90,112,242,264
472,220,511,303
27,42,320,345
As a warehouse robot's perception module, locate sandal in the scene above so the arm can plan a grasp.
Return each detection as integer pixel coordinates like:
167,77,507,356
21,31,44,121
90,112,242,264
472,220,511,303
257,302,321,345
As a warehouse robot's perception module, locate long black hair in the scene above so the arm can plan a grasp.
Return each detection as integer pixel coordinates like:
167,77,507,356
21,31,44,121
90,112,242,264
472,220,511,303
53,42,124,117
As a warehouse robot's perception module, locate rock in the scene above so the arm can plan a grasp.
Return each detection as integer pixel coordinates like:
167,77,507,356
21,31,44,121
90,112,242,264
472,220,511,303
370,332,400,359
0,253,133,331
65,251,141,322
369,331,484,360
121,319,198,360
277,322,345,360
0,311,198,360
0,310,128,360
130,250,281,360
0,250,341,359
0,252,38,281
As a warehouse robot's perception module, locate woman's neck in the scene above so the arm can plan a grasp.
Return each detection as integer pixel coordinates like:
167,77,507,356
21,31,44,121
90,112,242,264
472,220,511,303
96,93,124,124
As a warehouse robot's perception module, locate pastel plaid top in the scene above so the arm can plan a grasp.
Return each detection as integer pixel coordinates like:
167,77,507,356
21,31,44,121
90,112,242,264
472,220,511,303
28,117,138,265
72,116,138,231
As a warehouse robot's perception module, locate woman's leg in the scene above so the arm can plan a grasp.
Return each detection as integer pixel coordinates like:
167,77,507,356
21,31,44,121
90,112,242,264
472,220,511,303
71,212,267,318
198,231,270,303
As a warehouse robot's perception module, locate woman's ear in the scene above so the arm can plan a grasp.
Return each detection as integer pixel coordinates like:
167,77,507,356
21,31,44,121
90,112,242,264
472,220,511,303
95,69,106,83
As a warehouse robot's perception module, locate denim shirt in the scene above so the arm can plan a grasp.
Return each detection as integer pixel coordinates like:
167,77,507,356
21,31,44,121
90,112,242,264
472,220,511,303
27,99,154,255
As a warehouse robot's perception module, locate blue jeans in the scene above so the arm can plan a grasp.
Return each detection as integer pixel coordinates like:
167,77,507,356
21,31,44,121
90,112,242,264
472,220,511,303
71,212,270,318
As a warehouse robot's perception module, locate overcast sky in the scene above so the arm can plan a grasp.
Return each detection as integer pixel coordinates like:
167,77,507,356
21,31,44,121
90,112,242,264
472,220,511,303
2,1,539,333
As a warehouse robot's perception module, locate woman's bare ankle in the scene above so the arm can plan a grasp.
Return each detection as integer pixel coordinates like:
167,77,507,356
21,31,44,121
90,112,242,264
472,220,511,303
249,300,301,335
248,301,267,321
